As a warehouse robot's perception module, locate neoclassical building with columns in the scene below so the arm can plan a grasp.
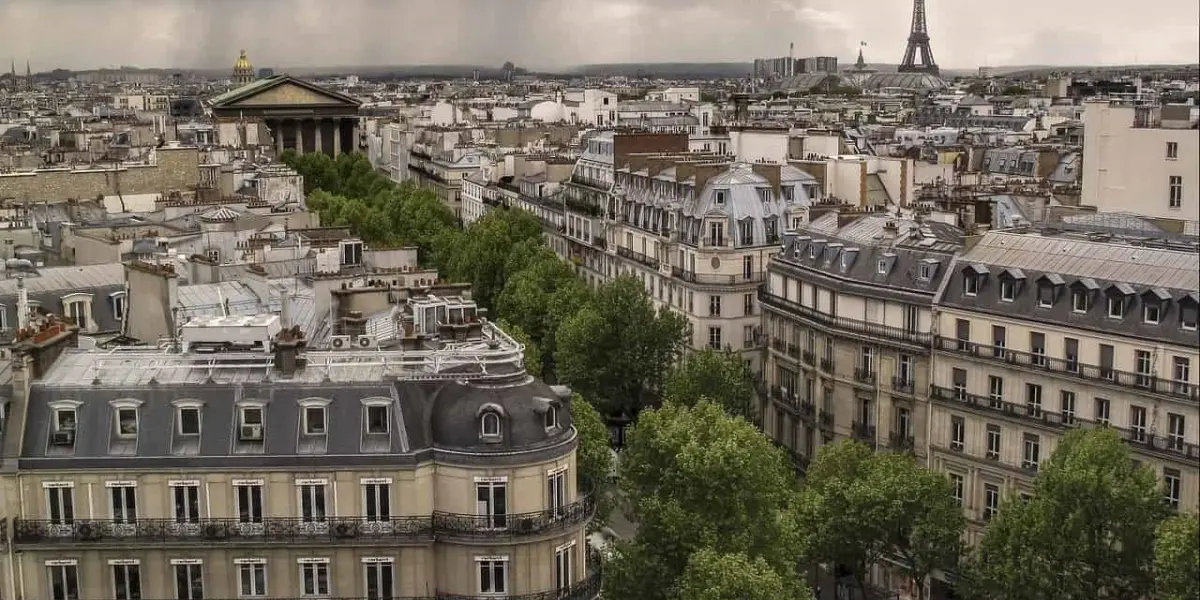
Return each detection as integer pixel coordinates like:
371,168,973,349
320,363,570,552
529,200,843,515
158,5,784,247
208,75,363,157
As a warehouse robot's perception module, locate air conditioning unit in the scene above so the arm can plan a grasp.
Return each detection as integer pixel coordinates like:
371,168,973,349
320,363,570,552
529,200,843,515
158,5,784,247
357,335,377,349
330,335,352,349
51,430,75,446
240,424,263,441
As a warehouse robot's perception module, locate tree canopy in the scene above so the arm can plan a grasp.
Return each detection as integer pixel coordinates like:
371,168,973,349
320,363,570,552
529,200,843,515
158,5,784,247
662,347,755,419
433,209,545,309
963,427,1167,600
1154,512,1200,600
571,393,615,531
672,549,794,600
604,400,808,600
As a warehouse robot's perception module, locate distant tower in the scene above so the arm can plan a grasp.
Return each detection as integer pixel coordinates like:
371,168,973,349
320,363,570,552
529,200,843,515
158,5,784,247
232,49,255,86
898,0,939,75
788,42,795,77
25,59,31,91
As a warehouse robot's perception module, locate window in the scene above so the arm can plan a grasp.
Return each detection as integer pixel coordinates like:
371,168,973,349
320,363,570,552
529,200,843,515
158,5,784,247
949,473,964,506
903,304,919,332
1060,391,1076,426
110,484,137,524
1064,337,1079,373
239,405,263,429
988,375,1004,409
111,292,127,322
986,424,1001,460
743,293,754,316
1135,350,1153,387
115,406,139,438
237,561,267,598
299,560,330,597
1107,295,1125,318
714,190,726,205
963,275,978,296
363,481,391,522
1167,141,1178,159
1030,332,1046,367
950,416,965,451
898,354,912,383
46,485,75,525
1022,433,1041,471
476,479,508,529
480,412,501,437
1173,357,1191,395
992,325,1006,358
303,406,326,435
236,482,264,524
66,300,89,329
364,559,394,600
757,188,771,202
918,263,932,280
1025,383,1043,418
1144,301,1161,324
859,345,874,374
1183,302,1198,330
1168,413,1186,451
707,326,722,349
544,404,559,429
177,406,200,436
1163,468,1181,509
1095,397,1111,425
1168,175,1183,209
708,295,721,317
952,368,967,399
1100,344,1115,380
555,543,575,590
954,318,971,351
1072,290,1090,313
999,279,1014,301
983,484,1000,521
48,563,80,600
547,468,567,517
172,482,200,524
476,557,508,595
1130,405,1148,442
877,259,888,275
112,563,141,600
53,406,77,432
298,482,327,523
365,405,388,434
173,562,204,600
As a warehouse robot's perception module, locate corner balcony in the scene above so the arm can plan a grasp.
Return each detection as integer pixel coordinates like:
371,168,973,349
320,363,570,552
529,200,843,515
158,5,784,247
758,290,932,349
673,266,766,286
432,489,596,542
616,246,660,269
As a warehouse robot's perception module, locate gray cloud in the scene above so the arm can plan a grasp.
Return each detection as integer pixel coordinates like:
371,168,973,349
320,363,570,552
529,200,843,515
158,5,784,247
0,0,1195,71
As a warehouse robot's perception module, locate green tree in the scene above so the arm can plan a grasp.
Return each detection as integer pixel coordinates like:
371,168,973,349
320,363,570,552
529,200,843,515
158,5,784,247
497,319,540,376
672,549,796,600
604,401,806,600
435,209,544,309
554,275,688,418
965,82,990,95
571,393,614,531
662,348,754,419
964,427,1167,600
496,245,586,371
1154,512,1200,600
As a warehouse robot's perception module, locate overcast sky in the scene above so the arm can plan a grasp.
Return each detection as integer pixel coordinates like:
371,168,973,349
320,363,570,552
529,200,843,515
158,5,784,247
1,0,1196,71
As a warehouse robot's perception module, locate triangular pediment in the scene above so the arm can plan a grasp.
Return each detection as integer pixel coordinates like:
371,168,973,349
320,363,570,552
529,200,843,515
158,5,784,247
213,77,361,108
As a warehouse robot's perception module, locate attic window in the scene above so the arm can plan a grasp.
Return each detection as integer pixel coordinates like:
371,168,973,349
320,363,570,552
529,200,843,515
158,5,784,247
1000,279,1015,302
1181,298,1198,330
177,406,201,436
808,246,816,259
758,188,771,202
876,259,888,275
963,275,979,297
714,190,726,205
54,406,78,432
481,412,502,438
918,263,932,281
1107,296,1125,319
543,405,559,430
1072,290,1090,313
114,406,139,439
1144,302,1161,325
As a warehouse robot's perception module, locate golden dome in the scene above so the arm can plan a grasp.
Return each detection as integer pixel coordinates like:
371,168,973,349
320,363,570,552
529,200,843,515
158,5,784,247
233,50,253,72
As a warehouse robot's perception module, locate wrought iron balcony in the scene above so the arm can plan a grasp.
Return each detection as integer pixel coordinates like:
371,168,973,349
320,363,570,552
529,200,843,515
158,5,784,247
891,376,915,394
818,410,835,429
758,290,933,348
929,385,1200,462
433,492,595,540
769,386,815,420
801,350,815,365
889,430,915,453
616,246,660,269
934,336,1200,403
672,266,766,285
853,367,877,384
851,421,877,444
819,358,834,373
12,516,435,545
570,174,611,191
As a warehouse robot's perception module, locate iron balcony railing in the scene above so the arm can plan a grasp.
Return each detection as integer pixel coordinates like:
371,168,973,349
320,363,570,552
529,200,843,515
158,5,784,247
891,376,916,395
616,246,660,269
853,367,877,384
13,489,595,546
851,421,877,445
934,336,1200,403
818,410,835,429
889,430,916,453
930,385,1200,461
672,266,767,285
758,290,933,348
769,385,816,420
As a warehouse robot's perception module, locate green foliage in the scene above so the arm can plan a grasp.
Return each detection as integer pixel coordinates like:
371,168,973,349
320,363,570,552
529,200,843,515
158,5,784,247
496,319,540,377
1000,84,1027,96
433,209,545,309
571,394,615,531
965,82,991,95
964,427,1166,600
496,245,590,372
554,275,689,418
604,401,806,600
1155,512,1200,600
662,348,754,419
672,549,798,600
797,440,964,600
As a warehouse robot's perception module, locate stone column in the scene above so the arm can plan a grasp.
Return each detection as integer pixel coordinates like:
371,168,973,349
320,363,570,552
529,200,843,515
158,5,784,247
272,119,284,156
293,119,304,154
314,118,324,156
332,118,342,157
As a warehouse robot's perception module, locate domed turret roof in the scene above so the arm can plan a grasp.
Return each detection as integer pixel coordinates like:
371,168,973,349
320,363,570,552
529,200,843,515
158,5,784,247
233,50,253,73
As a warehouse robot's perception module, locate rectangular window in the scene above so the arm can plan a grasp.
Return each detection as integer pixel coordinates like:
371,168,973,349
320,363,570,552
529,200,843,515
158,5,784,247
1130,406,1148,442
110,484,137,523
115,407,139,438
363,482,391,521
903,305,919,332
1167,141,1179,159
299,561,330,597
1168,175,1183,209
898,354,912,383
236,483,264,523
364,561,394,600
1108,296,1125,318
983,484,1000,521
955,319,971,351
743,293,754,316
172,483,200,524
113,563,141,600
47,486,75,525
897,407,911,438
952,368,967,400
238,562,267,598
1164,468,1181,509
950,416,965,451
1025,383,1043,418
298,483,327,523
988,375,1004,409
548,469,567,517
707,326,722,350
1029,332,1046,367
1095,397,1111,425
1135,350,1153,387
303,406,327,435
476,557,508,594
366,405,389,434
949,473,964,506
1060,391,1076,426
1072,290,1089,313
999,279,1014,301
476,480,508,529
49,563,80,600
1173,357,1191,395
1064,337,1079,373
709,295,721,317
555,544,575,590
1168,413,1186,452
178,407,201,436
1100,345,1115,380
963,275,978,296
986,424,1001,460
1022,433,1041,471
1145,302,1162,324
173,563,204,600
992,325,1006,358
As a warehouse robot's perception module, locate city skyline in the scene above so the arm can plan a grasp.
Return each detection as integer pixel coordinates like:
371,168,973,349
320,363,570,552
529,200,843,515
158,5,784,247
1,0,1197,72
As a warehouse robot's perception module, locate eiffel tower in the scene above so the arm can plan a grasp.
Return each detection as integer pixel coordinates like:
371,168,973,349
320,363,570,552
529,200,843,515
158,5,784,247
898,0,939,75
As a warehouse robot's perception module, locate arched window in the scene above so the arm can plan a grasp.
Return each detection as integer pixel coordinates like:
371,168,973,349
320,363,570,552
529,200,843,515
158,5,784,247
481,412,502,438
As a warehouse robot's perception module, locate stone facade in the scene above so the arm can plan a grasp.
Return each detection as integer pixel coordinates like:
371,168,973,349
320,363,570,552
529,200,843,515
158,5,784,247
0,147,201,203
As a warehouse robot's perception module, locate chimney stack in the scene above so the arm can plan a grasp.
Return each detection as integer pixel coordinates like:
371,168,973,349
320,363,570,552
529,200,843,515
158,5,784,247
272,326,305,378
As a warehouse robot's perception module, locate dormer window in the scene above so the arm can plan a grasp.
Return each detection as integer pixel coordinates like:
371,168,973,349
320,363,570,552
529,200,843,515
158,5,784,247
714,190,726,205
877,259,888,275
919,263,932,281
110,291,127,322
963,275,979,296
238,404,265,442
544,405,559,430
115,406,139,438
1000,279,1014,302
481,412,502,438
1037,284,1054,307
1144,302,1161,324
54,407,77,432
303,406,326,435
808,246,816,259
177,406,201,436
366,405,389,434
1072,290,1090,313
758,188,771,202
1108,296,1125,319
